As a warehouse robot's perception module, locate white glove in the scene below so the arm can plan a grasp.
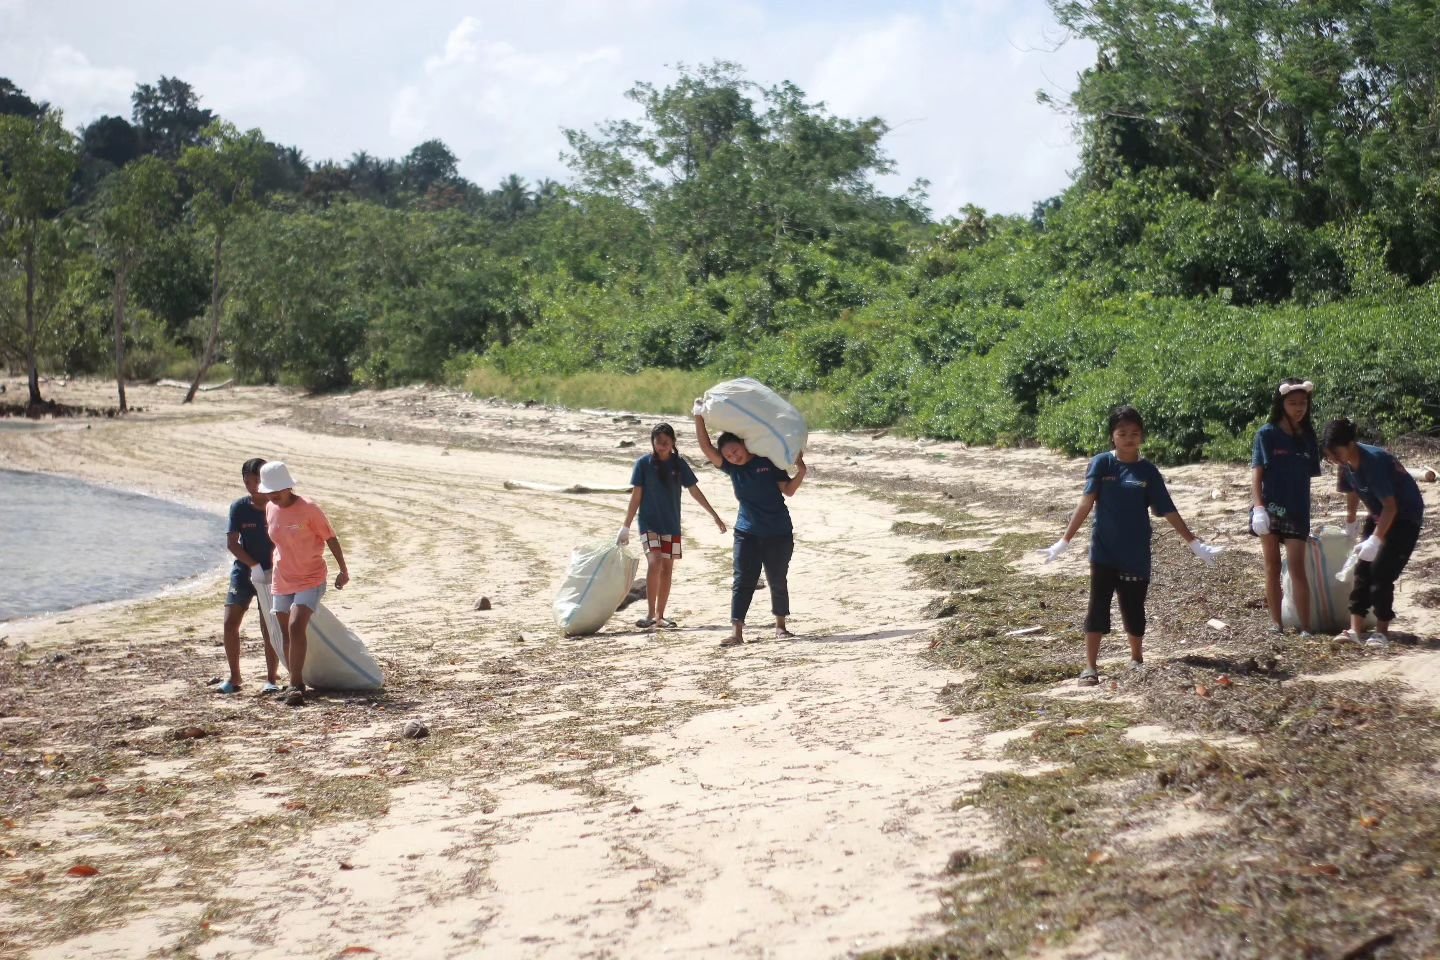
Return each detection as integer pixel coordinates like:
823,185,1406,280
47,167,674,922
616,526,631,546
250,564,270,585
1189,540,1224,567
1344,519,1361,540
1250,506,1271,536
691,398,706,417
1041,538,1071,564
1358,534,1382,562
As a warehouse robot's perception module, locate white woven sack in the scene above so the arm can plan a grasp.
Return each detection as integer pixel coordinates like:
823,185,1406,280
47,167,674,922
553,540,640,636
1281,526,1372,633
254,577,384,691
696,377,808,475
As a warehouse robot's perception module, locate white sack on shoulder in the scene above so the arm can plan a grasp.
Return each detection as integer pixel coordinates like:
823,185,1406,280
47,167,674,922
696,377,808,475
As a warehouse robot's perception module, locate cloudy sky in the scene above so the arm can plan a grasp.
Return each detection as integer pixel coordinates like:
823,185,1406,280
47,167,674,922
1,0,1095,217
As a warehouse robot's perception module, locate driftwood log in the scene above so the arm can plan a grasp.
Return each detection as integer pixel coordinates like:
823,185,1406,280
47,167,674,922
503,480,633,495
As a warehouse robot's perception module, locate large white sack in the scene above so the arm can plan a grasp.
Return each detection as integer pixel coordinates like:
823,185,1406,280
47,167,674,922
254,577,384,691
1281,527,1372,633
696,377,808,475
553,540,640,636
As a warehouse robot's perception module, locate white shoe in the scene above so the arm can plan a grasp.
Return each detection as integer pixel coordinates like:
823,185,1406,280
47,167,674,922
1299,630,1314,639
1364,632,1389,647
1334,630,1361,644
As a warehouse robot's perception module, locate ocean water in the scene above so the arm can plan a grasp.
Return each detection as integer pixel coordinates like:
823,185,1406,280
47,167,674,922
0,469,222,621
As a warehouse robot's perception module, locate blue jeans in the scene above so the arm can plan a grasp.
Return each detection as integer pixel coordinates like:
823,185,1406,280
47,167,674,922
731,531,793,623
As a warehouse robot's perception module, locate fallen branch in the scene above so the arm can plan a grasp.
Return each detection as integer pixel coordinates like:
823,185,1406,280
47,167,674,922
503,480,632,495
156,378,234,391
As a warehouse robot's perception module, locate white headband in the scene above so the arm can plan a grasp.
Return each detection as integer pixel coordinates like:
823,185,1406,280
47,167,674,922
1278,380,1314,396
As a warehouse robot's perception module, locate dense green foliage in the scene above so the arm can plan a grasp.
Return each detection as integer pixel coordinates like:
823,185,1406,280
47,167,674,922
2,3,1437,457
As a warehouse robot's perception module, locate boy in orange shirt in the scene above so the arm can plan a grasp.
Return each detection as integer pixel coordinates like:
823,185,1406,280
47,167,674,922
257,462,350,706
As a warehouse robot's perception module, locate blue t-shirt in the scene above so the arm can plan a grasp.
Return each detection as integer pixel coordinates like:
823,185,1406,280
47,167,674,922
1252,423,1322,529
1337,444,1425,525
722,456,793,537
228,496,274,572
629,453,699,537
1084,452,1177,579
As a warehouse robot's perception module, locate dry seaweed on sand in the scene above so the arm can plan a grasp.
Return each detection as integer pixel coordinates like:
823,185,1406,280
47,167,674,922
872,519,1440,959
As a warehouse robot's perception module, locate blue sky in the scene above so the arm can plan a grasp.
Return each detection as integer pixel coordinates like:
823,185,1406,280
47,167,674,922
1,0,1095,216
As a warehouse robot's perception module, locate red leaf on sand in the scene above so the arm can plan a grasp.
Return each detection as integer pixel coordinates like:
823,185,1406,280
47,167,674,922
283,801,307,811
1216,674,1233,688
339,949,376,956
248,771,267,780
66,864,99,877
1195,684,1211,698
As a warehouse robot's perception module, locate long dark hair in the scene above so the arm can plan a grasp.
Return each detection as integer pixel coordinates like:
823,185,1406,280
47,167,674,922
651,423,683,487
1269,378,1317,449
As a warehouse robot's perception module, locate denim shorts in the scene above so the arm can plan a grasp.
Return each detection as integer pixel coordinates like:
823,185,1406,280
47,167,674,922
272,584,326,615
225,565,258,608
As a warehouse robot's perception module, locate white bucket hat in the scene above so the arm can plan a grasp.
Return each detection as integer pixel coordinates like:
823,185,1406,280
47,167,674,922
257,461,296,493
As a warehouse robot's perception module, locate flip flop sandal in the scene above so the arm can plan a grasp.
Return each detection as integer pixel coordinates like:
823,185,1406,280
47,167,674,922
214,680,241,695
284,688,306,707
260,682,282,694
635,617,656,629
656,618,678,629
1077,666,1100,686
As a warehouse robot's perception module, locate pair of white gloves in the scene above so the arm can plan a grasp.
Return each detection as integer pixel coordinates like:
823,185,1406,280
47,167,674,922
1041,537,1223,567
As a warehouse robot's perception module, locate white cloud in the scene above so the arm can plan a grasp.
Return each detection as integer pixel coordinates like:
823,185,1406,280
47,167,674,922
29,45,135,121
186,46,311,117
390,15,625,180
805,5,1091,215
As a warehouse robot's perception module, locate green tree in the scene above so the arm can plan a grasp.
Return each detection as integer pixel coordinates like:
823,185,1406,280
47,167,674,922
0,111,77,405
94,156,178,410
178,121,268,402
564,62,912,285
132,76,216,158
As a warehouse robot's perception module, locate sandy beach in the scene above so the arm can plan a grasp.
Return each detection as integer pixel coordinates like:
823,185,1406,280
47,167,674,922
2,380,1437,960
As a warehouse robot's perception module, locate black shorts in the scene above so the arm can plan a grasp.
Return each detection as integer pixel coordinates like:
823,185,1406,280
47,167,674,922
1249,507,1309,542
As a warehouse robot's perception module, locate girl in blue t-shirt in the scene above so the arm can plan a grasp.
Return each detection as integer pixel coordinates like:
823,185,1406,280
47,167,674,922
1249,378,1323,636
1321,418,1426,645
694,412,808,647
1041,406,1224,686
619,423,726,630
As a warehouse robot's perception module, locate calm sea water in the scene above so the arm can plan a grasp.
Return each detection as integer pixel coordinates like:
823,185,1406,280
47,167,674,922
0,469,222,621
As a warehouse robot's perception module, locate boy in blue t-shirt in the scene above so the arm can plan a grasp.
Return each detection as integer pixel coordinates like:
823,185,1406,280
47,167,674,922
1042,406,1224,685
619,423,726,630
215,458,280,695
1322,418,1426,645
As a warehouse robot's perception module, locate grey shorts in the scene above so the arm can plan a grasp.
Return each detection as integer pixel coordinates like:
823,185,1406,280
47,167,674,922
272,584,325,615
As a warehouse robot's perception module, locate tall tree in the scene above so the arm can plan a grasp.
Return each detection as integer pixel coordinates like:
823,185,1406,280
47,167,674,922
81,115,142,169
0,111,77,406
401,139,460,196
564,62,902,282
132,76,215,158
0,78,45,119
178,121,268,402
94,156,178,411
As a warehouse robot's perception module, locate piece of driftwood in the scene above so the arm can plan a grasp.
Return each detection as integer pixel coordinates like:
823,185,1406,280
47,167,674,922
156,378,234,391
503,480,633,494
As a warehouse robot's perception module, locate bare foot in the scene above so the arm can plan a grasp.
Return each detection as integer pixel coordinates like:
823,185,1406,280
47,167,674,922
775,628,796,641
719,634,743,648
